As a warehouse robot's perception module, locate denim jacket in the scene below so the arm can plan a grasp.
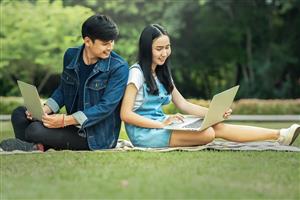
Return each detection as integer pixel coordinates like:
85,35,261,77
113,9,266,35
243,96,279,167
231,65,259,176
45,45,129,150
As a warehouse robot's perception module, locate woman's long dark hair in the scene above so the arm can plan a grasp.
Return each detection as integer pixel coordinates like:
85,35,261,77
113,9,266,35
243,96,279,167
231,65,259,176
138,24,174,95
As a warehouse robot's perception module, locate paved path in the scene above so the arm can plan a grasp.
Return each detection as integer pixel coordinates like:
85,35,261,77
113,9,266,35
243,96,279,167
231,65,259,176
0,115,11,121
0,115,299,122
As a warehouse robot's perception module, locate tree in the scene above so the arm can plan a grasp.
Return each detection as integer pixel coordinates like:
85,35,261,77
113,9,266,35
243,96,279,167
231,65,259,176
63,0,187,64
171,0,300,99
0,0,93,95
1,0,299,98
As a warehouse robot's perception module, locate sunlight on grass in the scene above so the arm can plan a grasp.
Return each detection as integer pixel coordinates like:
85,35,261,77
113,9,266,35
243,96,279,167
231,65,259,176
1,120,300,199
0,121,297,141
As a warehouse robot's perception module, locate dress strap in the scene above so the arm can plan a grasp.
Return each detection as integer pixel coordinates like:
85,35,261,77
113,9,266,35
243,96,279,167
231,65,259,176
129,63,142,71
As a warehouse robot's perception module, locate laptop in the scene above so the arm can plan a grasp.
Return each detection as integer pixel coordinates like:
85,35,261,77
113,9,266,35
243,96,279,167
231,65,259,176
164,85,239,131
17,80,44,121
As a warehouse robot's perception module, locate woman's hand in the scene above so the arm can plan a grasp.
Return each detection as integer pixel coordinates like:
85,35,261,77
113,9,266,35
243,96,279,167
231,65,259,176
42,113,64,128
161,113,185,127
223,108,232,119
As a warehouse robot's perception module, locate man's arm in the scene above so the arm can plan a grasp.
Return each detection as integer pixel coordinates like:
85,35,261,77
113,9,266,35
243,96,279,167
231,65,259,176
44,49,74,113
45,84,64,113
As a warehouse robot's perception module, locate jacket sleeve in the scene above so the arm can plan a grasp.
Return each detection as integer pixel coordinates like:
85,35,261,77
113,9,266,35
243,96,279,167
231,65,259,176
45,49,73,113
72,63,129,128
45,83,64,113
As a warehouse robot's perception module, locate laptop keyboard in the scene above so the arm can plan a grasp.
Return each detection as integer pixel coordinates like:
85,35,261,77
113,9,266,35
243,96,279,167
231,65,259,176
183,119,203,129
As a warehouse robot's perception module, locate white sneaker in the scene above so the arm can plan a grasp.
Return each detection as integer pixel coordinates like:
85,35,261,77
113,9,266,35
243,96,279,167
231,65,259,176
278,124,300,146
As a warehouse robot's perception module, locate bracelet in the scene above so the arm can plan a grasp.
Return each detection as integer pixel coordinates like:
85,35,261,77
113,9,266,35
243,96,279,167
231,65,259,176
61,114,65,128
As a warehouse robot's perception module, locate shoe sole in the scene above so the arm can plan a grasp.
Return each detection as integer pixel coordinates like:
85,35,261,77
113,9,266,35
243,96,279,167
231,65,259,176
289,125,300,145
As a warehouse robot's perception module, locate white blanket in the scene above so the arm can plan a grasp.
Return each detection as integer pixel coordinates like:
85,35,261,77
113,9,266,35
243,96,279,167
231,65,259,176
1,139,299,154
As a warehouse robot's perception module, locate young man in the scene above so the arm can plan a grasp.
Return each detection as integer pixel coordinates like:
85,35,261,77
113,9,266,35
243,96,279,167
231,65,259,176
1,14,129,151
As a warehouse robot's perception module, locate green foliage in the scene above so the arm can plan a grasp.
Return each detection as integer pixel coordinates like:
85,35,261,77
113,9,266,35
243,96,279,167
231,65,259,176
0,0,93,95
0,97,23,114
171,0,300,99
0,96,67,114
1,0,299,98
232,99,300,115
76,0,187,64
1,96,299,115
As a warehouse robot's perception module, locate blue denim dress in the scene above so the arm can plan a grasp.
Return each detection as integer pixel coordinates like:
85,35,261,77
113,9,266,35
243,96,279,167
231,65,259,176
125,78,172,148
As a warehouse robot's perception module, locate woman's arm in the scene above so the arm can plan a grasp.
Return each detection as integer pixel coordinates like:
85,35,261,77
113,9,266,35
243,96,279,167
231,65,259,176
171,86,208,117
121,84,166,129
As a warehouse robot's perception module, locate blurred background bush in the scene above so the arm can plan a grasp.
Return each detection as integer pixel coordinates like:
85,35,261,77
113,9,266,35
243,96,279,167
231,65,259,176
162,98,300,115
1,0,299,101
1,96,299,115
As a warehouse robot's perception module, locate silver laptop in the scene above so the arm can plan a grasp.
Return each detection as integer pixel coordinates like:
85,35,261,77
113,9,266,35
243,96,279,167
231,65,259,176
164,85,239,131
17,80,44,121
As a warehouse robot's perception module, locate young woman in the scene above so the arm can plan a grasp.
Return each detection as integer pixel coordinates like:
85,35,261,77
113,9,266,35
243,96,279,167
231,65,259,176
120,24,300,148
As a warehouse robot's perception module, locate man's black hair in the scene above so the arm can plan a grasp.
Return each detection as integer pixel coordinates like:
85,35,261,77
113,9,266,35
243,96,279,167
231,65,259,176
82,14,119,42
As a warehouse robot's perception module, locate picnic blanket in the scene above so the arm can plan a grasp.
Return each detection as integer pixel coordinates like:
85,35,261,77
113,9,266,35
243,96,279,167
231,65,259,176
114,139,300,152
1,139,300,155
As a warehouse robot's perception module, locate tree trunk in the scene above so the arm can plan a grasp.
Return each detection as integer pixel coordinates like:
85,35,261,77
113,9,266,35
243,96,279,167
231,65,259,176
246,27,254,85
38,70,52,93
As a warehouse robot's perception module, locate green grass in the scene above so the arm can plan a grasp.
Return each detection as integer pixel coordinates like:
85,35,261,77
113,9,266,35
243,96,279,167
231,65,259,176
1,121,300,199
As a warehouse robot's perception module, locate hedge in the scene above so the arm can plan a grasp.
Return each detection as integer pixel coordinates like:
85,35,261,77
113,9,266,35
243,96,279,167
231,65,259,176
1,96,299,115
0,96,47,115
162,99,300,115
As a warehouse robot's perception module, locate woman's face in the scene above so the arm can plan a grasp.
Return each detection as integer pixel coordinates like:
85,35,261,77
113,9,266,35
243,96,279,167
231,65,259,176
152,35,171,66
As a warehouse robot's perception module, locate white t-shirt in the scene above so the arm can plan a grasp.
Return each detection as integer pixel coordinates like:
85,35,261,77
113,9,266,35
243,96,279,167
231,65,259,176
127,64,145,111
127,63,172,111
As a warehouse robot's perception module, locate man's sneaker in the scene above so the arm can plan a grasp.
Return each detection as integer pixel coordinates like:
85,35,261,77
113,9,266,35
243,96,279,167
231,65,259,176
278,124,300,146
0,138,44,152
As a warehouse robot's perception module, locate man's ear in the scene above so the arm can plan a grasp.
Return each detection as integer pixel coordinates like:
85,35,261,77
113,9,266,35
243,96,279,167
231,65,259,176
83,37,92,47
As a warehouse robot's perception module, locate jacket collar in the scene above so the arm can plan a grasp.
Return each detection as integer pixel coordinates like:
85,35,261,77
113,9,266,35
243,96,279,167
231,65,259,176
66,44,111,72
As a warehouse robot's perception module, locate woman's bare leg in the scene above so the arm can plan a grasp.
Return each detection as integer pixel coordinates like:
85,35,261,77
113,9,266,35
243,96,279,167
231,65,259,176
213,123,280,142
169,127,215,147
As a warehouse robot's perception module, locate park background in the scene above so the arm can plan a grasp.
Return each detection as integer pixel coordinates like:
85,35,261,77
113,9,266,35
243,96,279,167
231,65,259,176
0,0,300,199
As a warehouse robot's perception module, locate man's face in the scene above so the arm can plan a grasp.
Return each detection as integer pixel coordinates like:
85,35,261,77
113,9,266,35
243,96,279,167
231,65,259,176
85,38,114,59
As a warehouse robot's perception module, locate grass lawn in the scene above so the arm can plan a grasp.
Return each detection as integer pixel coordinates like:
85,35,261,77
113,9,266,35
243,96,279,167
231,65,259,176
1,121,300,199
